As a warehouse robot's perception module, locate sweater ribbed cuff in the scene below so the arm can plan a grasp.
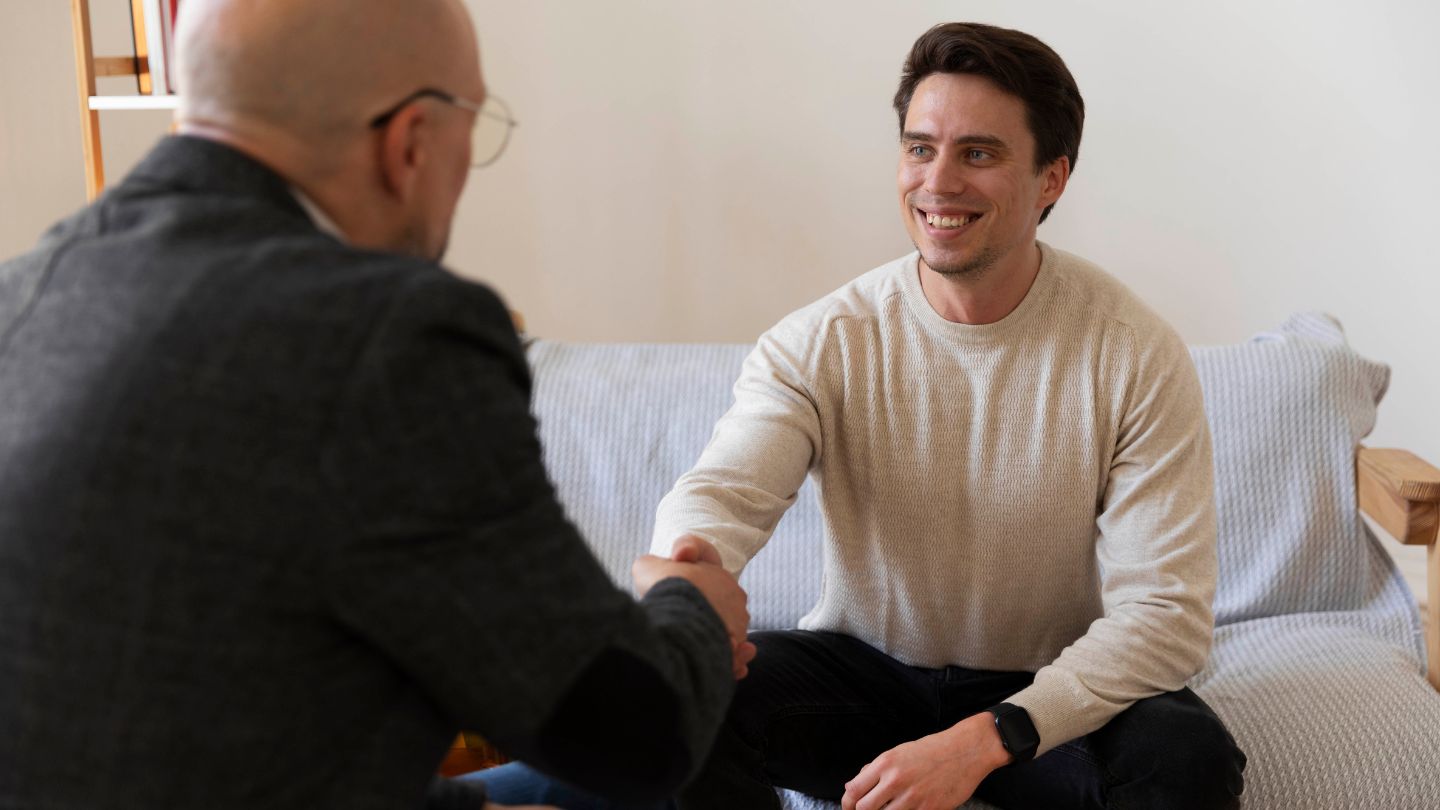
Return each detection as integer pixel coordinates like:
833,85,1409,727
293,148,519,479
1003,676,1106,757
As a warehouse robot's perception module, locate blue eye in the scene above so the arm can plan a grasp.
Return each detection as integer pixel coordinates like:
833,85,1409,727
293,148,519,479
967,149,991,161
907,144,931,158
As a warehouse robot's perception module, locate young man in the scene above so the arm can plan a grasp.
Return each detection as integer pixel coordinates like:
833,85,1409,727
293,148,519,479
654,23,1246,810
0,1,750,808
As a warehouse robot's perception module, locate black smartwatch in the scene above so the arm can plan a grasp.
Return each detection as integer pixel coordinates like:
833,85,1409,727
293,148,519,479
987,703,1039,764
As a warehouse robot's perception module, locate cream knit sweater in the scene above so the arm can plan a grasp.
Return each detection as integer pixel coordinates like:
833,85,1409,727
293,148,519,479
652,243,1217,754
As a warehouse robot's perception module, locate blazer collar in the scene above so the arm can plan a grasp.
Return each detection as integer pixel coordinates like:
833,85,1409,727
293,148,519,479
124,134,308,222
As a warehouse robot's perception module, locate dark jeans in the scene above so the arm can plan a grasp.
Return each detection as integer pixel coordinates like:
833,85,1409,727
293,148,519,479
678,630,1246,810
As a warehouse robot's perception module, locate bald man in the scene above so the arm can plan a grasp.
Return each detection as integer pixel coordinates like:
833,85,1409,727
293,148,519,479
0,1,748,808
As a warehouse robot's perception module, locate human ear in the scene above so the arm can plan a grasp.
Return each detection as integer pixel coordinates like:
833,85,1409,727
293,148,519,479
377,104,431,204
1037,155,1071,210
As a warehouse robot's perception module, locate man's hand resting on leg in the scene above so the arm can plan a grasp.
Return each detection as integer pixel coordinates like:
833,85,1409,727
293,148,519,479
841,711,1013,810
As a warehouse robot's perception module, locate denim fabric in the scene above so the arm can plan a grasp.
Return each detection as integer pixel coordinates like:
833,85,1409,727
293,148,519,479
459,763,674,810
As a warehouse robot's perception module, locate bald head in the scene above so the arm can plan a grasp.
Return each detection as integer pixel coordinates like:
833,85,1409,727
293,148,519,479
175,0,481,157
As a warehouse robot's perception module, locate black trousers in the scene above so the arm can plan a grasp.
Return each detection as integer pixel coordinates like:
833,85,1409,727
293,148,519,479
680,631,1246,810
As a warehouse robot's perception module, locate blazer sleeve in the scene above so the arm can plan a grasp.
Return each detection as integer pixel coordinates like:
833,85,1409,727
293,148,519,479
318,268,734,802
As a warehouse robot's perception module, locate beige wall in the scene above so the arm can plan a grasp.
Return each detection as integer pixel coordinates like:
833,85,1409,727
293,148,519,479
4,2,1437,575
455,0,1440,590
0,1,170,251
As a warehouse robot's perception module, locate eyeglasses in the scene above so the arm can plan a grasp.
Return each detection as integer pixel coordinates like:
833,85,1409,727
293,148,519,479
369,89,518,168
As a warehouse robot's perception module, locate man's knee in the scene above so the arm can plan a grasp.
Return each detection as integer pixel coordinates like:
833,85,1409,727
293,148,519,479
1101,690,1246,809
1159,710,1245,807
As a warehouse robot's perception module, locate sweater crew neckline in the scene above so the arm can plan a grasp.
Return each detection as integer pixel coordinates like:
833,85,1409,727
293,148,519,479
897,241,1057,343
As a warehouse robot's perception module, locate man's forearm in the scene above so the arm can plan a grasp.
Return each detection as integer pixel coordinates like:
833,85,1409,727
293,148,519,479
652,336,822,573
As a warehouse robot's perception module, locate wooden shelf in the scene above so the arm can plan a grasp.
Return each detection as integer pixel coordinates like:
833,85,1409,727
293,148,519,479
89,95,179,111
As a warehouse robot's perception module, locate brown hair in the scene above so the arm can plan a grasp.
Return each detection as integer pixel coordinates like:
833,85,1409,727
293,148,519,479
893,23,1084,223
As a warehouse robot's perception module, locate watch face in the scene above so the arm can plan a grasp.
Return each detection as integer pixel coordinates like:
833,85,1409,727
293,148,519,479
994,704,1040,761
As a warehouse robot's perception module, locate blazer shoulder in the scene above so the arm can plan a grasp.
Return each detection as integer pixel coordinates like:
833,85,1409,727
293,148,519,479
370,263,518,345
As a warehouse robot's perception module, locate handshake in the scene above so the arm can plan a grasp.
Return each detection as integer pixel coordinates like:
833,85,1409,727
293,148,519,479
481,544,754,810
632,535,758,680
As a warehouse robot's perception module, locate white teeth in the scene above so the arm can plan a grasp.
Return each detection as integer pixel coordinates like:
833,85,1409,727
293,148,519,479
924,212,974,229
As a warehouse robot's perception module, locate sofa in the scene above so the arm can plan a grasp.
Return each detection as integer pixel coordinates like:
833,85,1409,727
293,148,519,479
522,312,1440,809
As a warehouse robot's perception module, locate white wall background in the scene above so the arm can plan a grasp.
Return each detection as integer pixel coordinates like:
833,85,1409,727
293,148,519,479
3,1,1436,578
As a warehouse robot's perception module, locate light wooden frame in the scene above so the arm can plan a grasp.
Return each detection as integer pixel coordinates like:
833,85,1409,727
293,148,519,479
70,0,176,201
70,0,109,199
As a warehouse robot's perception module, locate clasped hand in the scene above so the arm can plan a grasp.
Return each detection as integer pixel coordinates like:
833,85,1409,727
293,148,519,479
632,535,757,679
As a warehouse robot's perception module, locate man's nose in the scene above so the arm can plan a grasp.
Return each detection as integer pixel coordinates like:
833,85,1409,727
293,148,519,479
924,153,967,196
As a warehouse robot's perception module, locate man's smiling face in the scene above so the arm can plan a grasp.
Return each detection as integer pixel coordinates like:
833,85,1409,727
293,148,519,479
897,72,1065,279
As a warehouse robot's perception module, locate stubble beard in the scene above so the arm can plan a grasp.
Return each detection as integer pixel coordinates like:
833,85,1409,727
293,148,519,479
917,243,1002,279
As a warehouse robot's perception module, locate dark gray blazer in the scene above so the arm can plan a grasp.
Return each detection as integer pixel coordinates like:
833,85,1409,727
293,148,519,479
0,136,733,809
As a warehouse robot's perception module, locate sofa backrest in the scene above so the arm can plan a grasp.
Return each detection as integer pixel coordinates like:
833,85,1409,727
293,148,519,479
528,341,822,631
527,312,1398,631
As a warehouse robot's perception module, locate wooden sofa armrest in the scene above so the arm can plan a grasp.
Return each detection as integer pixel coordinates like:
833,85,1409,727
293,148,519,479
1357,447,1440,690
1358,447,1440,545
